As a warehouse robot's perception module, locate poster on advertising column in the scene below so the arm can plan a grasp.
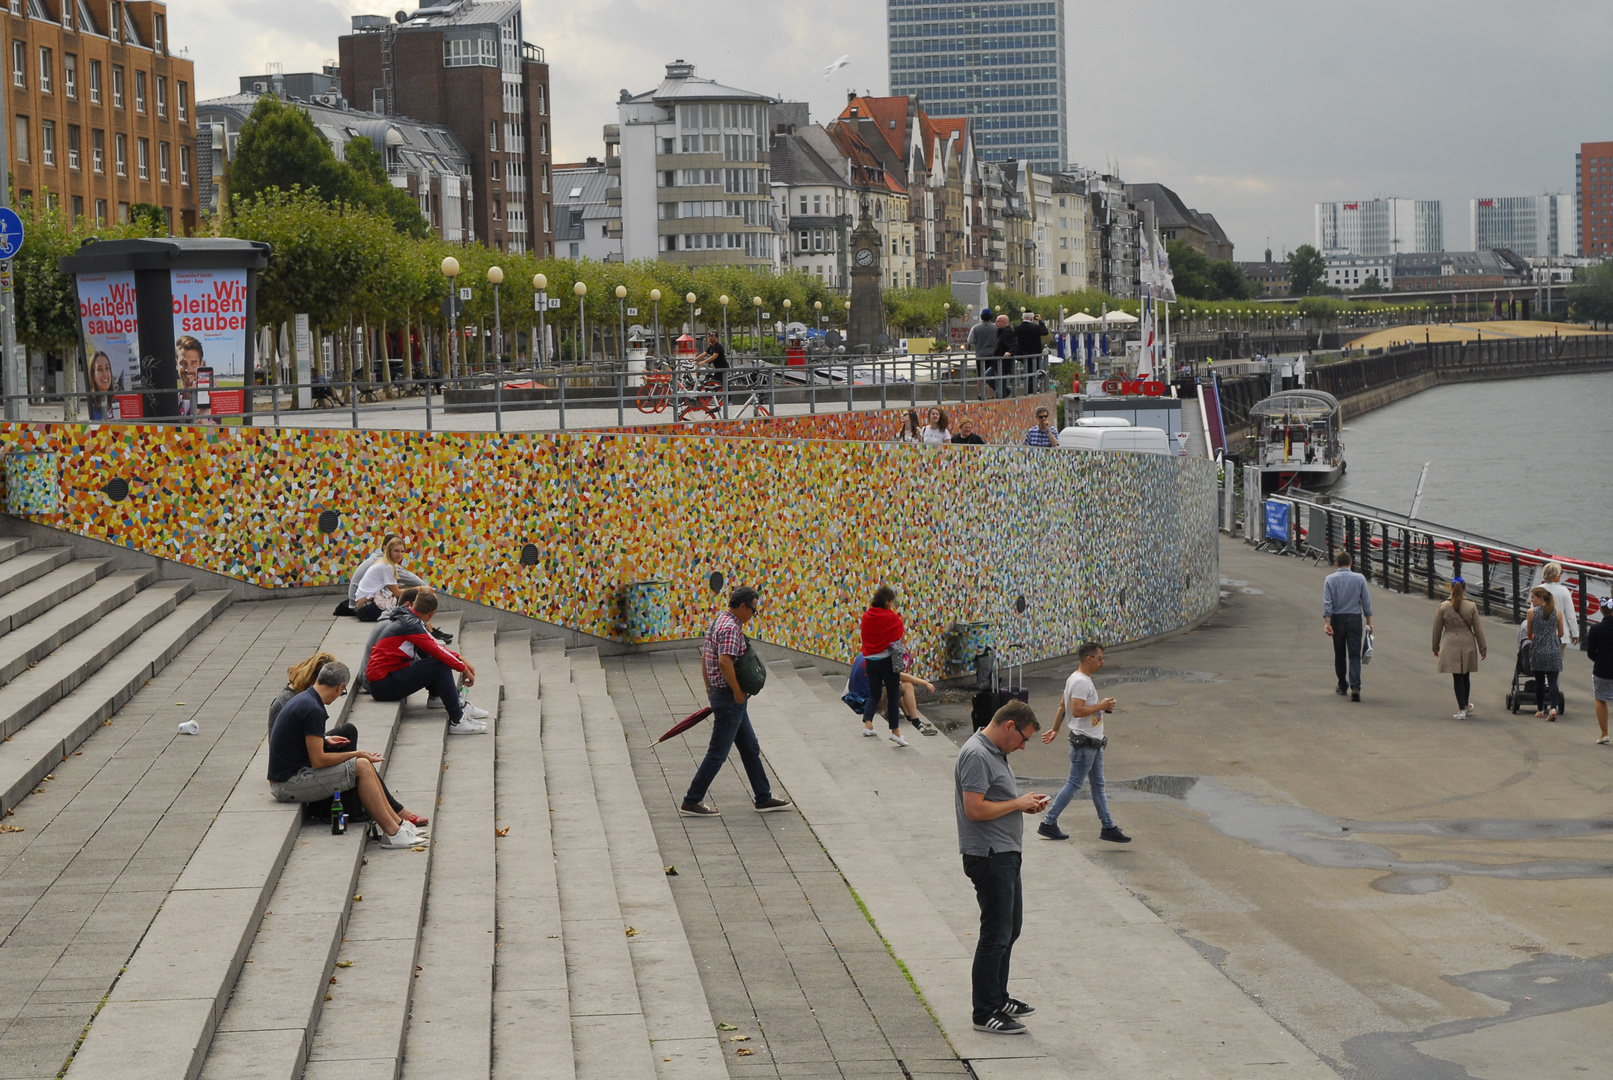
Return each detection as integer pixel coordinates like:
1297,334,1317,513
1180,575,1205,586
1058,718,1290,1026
171,268,249,419
76,271,143,420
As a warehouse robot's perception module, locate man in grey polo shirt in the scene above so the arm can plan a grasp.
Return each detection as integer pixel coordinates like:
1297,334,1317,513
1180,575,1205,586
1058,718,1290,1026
1323,550,1375,702
955,699,1049,1034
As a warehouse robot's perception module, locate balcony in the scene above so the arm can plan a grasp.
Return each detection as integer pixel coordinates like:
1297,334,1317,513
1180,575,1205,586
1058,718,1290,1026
522,42,546,63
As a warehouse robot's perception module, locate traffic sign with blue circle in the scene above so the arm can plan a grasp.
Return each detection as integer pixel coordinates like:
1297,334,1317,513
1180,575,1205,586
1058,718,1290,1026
0,208,23,259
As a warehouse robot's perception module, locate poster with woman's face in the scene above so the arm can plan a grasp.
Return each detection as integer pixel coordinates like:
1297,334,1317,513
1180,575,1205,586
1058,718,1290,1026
76,271,139,393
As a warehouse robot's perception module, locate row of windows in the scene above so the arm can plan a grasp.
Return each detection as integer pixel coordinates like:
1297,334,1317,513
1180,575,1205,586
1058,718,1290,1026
892,65,1058,82
25,193,169,228
892,33,1056,51
890,15,1057,33
890,1,1058,14
12,115,189,184
659,199,768,225
661,231,773,258
796,229,837,253
6,0,168,50
892,49,1058,69
11,42,188,120
443,36,497,68
677,103,763,133
660,168,768,194
664,133,763,162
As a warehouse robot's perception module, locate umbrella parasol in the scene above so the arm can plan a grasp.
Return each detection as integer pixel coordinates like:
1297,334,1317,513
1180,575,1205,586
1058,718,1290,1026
654,707,713,745
1061,312,1100,327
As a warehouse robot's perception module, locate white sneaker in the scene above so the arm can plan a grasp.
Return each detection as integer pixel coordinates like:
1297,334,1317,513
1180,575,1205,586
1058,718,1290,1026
460,695,490,720
862,727,879,737
1453,711,1469,720
379,822,423,849
449,717,488,735
1598,735,1610,745
889,732,909,747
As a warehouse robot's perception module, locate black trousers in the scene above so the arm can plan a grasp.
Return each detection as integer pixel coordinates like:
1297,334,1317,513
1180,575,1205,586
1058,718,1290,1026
370,657,463,723
861,655,902,729
1534,669,1560,713
1452,673,1471,709
963,850,1023,1022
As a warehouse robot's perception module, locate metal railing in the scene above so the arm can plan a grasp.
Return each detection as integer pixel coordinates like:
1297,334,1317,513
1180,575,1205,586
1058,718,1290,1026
19,351,1057,434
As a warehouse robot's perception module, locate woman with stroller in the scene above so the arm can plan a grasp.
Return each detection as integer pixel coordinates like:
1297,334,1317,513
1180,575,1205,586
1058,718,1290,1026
1432,577,1486,719
1526,586,1566,720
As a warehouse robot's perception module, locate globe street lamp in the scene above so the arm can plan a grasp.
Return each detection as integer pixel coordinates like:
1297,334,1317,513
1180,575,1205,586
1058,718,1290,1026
532,273,548,373
441,256,461,378
487,265,504,372
719,295,730,353
686,292,698,340
649,288,662,355
616,284,628,363
782,298,791,348
574,281,587,364
814,299,822,329
753,296,763,351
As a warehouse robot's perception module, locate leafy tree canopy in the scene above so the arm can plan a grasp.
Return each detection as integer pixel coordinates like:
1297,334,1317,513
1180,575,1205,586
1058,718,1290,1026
1287,244,1327,297
1569,262,1613,323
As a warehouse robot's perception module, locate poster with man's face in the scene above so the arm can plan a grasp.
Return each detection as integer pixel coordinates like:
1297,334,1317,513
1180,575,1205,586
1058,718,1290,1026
171,269,247,382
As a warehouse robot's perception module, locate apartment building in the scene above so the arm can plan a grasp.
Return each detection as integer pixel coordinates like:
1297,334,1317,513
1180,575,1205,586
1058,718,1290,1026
1049,174,1091,293
2,0,198,231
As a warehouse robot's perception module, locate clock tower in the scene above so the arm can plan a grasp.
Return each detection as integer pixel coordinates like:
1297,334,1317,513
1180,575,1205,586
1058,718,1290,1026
846,199,887,352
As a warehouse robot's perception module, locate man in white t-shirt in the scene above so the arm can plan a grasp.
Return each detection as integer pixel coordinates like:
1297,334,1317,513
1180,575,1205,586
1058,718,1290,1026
1036,641,1129,843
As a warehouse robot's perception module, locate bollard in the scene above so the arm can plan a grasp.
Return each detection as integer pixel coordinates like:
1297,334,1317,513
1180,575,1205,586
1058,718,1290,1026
271,381,280,428
559,367,566,430
1480,550,1491,615
809,357,817,414
351,379,359,430
495,369,504,433
616,368,624,428
425,376,433,432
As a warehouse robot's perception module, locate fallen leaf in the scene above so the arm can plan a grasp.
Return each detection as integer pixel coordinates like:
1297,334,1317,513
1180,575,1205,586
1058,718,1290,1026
324,994,333,1001
353,895,363,902
625,927,639,937
495,827,510,837
736,1048,754,1056
717,1023,737,1031
336,960,353,968
44,774,54,780
1,825,22,833
728,1035,750,1042
412,846,426,852
664,1058,672,1063
664,865,678,875
176,702,186,706
329,976,338,985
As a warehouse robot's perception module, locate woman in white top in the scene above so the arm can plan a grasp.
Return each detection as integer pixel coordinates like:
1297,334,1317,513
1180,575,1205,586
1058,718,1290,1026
919,405,951,444
1540,562,1579,650
354,535,409,622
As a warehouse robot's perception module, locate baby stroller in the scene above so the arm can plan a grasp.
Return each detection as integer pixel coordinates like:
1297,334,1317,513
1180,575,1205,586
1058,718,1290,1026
1505,628,1566,715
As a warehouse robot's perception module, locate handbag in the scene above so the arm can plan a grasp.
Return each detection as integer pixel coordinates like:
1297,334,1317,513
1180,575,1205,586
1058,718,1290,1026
1361,629,1374,665
733,638,768,696
889,639,911,675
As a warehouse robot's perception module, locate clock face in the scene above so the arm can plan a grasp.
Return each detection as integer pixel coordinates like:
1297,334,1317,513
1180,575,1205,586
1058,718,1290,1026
855,247,875,267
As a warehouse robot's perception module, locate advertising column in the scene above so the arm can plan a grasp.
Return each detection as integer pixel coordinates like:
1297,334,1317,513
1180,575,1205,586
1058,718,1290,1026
170,268,249,420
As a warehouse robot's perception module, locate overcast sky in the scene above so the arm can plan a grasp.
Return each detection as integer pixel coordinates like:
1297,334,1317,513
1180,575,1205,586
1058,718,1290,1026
176,0,1613,258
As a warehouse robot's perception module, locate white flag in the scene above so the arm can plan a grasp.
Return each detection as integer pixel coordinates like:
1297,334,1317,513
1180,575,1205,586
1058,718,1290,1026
1153,231,1177,302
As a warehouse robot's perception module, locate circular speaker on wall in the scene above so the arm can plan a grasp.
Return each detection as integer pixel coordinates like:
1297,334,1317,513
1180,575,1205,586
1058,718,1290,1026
519,543,541,567
102,478,129,502
317,510,340,534
708,571,725,594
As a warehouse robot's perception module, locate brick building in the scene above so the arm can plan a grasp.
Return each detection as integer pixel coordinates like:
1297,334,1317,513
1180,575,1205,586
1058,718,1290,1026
1,0,198,231
1577,141,1613,258
340,0,552,255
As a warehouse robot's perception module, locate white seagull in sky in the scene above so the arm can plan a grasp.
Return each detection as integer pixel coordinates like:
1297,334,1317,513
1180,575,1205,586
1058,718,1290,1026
824,55,851,79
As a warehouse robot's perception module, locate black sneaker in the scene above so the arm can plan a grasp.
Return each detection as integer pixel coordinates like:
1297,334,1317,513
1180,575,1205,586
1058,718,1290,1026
974,1011,1026,1035
1350,691,1361,702
679,801,720,817
1335,684,1348,696
1002,998,1036,1017
1099,825,1132,844
754,797,792,813
1036,821,1068,841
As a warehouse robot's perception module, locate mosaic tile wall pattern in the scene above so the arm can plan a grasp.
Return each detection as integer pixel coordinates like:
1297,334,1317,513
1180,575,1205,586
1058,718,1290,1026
0,422,1219,676
605,394,1054,444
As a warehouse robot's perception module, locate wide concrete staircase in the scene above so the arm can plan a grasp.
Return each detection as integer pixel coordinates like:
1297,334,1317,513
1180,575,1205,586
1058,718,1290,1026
26,608,728,1080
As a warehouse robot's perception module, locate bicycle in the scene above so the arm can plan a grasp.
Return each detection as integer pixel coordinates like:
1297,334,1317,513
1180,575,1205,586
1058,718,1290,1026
676,366,770,421
635,356,678,414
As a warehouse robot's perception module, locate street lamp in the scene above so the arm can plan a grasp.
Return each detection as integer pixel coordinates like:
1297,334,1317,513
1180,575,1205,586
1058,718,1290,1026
943,302,951,348
441,256,461,378
532,272,548,374
487,265,504,372
686,292,698,339
574,280,587,364
782,298,791,348
753,295,763,350
814,299,823,329
649,288,662,355
616,284,628,363
719,295,730,353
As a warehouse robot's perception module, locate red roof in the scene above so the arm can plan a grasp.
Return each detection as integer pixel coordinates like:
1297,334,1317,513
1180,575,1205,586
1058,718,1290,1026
836,95,911,159
826,124,907,195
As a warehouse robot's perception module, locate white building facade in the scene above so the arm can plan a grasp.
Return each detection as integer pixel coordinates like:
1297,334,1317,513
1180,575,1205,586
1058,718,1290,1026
1470,194,1576,258
1316,198,1442,257
1323,252,1395,291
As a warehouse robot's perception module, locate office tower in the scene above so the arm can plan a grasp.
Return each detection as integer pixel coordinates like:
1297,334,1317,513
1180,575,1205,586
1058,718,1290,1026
1470,194,1575,257
1315,198,1442,256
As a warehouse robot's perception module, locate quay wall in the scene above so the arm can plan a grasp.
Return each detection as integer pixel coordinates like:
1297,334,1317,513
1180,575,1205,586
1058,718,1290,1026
0,420,1218,676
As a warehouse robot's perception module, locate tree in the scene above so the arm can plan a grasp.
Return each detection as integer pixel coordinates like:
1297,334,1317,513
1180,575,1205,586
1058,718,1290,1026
1208,261,1255,301
1287,245,1327,297
1356,275,1382,294
1166,240,1212,299
129,203,167,234
1569,263,1613,323
344,137,430,239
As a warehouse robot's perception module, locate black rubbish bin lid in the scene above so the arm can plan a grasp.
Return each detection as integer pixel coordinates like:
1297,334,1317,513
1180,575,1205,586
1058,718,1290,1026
59,237,271,275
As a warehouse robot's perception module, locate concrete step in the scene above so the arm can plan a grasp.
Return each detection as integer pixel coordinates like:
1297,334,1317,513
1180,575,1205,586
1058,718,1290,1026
400,622,502,1080
0,557,113,637
566,646,608,695
543,652,659,1080
0,532,32,565
300,616,459,1080
0,567,156,687
0,588,230,817
0,544,71,599
577,685,727,1080
491,632,574,1080
194,616,391,1080
0,578,192,742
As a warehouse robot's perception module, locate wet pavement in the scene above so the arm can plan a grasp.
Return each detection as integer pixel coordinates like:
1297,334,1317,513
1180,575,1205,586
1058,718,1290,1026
927,537,1607,1079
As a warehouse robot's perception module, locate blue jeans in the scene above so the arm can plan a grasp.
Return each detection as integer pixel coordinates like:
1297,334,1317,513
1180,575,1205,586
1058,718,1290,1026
962,850,1023,1022
684,685,773,806
1331,613,1363,691
1045,743,1113,829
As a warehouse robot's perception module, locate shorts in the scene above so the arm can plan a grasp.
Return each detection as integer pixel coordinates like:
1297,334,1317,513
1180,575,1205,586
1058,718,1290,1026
270,759,360,803
1594,676,1613,704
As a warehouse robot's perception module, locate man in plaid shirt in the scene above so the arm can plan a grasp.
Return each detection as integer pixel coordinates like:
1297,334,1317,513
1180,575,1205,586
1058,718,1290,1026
1023,407,1058,447
680,587,791,817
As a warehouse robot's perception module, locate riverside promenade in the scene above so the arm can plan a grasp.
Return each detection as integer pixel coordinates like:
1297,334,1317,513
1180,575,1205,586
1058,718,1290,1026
0,529,1603,1080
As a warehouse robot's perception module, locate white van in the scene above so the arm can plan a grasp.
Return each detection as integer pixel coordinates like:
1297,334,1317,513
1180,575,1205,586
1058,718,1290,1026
1056,418,1172,456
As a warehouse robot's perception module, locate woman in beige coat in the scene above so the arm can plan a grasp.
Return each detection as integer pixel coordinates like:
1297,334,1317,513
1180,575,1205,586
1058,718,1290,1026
1433,577,1487,719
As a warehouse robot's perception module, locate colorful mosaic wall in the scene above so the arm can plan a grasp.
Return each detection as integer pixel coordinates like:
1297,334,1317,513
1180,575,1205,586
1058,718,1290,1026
605,394,1054,444
0,422,1219,675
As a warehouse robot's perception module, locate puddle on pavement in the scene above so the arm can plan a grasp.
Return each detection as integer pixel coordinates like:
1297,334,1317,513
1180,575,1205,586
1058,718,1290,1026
1119,774,1613,887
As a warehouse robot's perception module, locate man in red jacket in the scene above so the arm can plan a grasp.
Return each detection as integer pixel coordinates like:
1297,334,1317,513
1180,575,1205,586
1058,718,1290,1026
366,591,483,734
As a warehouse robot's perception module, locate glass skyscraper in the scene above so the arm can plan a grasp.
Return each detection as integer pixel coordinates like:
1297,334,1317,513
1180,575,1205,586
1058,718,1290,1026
887,0,1067,169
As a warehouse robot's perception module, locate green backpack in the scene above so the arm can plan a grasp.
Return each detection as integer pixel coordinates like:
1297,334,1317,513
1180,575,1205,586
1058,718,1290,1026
733,638,768,696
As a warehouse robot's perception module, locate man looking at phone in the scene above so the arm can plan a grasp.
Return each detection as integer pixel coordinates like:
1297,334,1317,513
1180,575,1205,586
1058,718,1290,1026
956,699,1048,1034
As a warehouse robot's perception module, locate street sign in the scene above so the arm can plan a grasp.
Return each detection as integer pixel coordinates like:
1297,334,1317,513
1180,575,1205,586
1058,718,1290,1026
440,296,464,319
548,298,561,310
626,307,638,316
0,208,23,260
458,287,473,300
533,292,547,312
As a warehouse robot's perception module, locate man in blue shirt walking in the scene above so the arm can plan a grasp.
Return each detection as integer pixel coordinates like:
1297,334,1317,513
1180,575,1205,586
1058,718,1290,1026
1323,551,1375,702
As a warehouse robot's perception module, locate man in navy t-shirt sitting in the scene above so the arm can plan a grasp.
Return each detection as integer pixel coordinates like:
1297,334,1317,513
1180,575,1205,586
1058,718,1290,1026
267,661,423,849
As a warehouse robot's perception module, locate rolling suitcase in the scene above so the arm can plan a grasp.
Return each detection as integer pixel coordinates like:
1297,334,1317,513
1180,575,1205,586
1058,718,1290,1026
996,651,1029,709
971,647,999,730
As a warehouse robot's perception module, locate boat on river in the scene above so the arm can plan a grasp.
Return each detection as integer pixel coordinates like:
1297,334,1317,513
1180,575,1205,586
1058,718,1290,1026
1250,390,1344,492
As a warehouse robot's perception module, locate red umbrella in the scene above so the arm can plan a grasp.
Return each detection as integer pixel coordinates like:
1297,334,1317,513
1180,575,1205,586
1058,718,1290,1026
654,707,712,745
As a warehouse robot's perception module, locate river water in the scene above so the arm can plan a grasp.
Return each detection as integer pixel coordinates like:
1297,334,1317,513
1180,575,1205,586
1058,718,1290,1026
1331,371,1613,565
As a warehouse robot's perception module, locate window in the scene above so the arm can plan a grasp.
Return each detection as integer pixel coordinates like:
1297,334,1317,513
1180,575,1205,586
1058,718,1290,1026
176,81,187,121
490,158,501,182
137,138,149,180
155,75,166,118
115,133,126,176
89,60,101,103
11,40,22,89
159,141,169,182
179,144,189,186
38,47,51,93
661,137,674,154
113,66,124,108
118,202,128,224
109,4,119,42
536,85,546,114
372,87,385,112
67,124,79,169
95,198,106,224
488,120,497,151
153,13,164,52
798,196,806,215
64,54,76,98
12,116,25,162
135,71,146,112
61,2,70,30
39,120,53,165
92,129,103,172
443,36,497,67
539,124,547,153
